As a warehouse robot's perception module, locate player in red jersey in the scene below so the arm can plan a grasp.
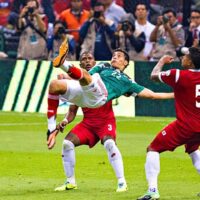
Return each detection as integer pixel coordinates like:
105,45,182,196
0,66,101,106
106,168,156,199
137,47,200,200
49,52,128,192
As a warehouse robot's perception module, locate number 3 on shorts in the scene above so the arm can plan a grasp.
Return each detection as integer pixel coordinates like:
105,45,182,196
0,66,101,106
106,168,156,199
108,124,112,131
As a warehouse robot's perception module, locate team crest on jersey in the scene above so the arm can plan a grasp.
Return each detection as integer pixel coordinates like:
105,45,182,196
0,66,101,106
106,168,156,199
162,130,167,136
161,70,171,76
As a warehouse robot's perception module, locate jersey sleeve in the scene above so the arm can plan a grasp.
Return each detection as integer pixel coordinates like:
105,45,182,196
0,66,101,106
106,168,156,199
158,69,179,88
128,81,145,96
89,66,102,75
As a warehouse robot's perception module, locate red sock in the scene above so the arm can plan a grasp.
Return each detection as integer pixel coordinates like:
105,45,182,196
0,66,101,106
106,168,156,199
47,93,59,118
68,65,83,80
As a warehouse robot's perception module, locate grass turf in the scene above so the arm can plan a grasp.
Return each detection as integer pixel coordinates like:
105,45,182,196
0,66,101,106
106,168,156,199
0,112,199,200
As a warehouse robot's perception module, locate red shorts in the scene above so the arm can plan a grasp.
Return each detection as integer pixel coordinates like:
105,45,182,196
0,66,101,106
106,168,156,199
70,120,116,148
149,120,200,154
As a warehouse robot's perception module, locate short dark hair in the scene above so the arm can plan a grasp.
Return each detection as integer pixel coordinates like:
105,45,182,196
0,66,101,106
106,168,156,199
135,3,148,12
162,8,176,17
190,8,200,15
113,48,130,66
79,51,94,60
189,47,200,69
27,0,39,8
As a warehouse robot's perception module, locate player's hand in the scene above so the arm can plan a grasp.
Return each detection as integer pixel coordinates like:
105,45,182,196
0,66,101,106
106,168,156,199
160,55,174,64
47,129,59,150
56,120,68,133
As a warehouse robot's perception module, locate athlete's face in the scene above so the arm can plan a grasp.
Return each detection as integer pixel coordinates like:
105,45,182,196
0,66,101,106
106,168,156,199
181,54,194,69
111,51,128,71
80,53,96,71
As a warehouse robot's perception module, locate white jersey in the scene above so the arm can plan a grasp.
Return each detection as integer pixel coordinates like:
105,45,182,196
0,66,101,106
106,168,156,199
135,20,155,57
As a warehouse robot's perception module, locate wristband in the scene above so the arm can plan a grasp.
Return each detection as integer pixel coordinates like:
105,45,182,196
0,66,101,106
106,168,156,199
59,118,69,129
63,118,69,124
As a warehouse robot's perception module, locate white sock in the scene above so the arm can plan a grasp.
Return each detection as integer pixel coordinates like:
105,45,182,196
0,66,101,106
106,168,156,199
145,151,160,193
62,140,76,184
104,139,126,184
48,116,56,132
60,60,73,73
190,149,200,174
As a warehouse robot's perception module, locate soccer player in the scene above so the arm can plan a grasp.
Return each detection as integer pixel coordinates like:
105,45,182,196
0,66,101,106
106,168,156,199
50,52,127,192
47,37,174,141
137,47,200,200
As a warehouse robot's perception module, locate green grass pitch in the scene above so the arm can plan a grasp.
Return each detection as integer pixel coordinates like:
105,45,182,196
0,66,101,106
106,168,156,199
0,112,199,200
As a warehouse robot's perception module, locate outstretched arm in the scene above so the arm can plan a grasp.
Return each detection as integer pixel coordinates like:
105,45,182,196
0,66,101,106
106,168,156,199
151,55,174,82
137,88,174,99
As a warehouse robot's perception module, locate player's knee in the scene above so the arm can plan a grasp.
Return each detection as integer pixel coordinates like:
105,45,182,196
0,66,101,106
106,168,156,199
49,80,67,94
62,139,74,151
49,80,59,93
104,139,115,152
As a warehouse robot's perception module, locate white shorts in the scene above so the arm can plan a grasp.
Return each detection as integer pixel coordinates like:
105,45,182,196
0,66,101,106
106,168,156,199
60,73,108,108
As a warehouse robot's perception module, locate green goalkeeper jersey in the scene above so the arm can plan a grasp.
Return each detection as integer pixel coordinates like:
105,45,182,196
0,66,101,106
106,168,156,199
89,62,144,102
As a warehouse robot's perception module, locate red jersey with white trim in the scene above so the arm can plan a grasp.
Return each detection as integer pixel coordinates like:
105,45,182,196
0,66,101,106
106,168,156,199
81,100,115,127
159,69,200,132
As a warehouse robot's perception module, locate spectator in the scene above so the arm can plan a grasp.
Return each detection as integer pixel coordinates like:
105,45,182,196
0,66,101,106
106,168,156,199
47,20,76,61
134,3,155,60
150,8,185,61
17,0,48,60
9,0,50,28
100,0,126,27
113,13,146,61
0,18,20,58
185,8,200,48
59,0,89,43
53,0,90,18
124,0,150,13
80,2,115,60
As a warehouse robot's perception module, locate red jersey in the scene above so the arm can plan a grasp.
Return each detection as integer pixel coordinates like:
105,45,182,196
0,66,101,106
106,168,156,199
81,100,115,127
159,69,200,132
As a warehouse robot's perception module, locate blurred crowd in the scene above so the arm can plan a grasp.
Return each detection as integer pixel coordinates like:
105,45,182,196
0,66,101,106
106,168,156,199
0,0,199,61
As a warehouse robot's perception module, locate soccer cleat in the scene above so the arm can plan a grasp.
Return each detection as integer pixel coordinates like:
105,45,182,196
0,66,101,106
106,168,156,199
46,128,58,140
53,37,69,68
54,182,77,191
137,192,160,200
116,182,128,192
46,129,51,140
